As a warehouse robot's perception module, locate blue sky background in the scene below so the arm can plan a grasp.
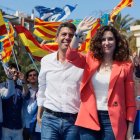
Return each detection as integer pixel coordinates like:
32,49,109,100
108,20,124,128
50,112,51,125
0,0,140,20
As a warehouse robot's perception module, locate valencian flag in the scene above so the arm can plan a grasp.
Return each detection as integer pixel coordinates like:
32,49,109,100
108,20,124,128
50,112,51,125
33,18,62,41
110,0,133,22
0,11,7,36
14,25,60,61
0,22,14,63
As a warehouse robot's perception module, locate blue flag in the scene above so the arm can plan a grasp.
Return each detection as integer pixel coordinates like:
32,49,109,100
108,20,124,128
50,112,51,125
100,14,109,26
35,4,77,21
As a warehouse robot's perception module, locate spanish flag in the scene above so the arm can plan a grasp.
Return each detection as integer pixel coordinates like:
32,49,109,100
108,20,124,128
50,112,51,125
0,11,7,36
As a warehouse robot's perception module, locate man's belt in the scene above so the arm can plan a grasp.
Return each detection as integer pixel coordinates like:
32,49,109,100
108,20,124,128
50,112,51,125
44,108,78,118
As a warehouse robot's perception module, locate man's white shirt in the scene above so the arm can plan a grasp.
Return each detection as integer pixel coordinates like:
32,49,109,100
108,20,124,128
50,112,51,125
37,52,83,114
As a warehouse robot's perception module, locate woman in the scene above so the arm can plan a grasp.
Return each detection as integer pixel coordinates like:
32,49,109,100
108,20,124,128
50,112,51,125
66,18,137,140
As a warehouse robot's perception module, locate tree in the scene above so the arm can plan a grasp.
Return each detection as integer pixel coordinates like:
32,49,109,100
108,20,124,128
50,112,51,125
113,13,134,35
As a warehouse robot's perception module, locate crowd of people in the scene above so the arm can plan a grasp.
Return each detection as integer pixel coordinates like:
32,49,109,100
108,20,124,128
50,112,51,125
0,62,41,140
0,17,140,140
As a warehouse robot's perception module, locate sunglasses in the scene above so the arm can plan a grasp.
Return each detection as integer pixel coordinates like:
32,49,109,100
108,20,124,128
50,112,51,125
28,74,37,77
11,70,19,75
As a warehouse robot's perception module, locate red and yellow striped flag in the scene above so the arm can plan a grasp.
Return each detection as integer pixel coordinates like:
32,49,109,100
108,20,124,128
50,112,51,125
1,22,14,63
79,18,101,52
0,11,7,36
33,18,62,41
15,25,60,61
110,0,133,22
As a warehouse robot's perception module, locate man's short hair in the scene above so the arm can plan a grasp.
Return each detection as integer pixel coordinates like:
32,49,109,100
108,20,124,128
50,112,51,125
56,22,76,36
26,69,38,79
8,63,21,71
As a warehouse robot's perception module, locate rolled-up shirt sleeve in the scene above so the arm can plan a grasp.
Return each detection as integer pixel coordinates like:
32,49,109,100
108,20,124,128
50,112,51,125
37,57,47,107
0,79,15,99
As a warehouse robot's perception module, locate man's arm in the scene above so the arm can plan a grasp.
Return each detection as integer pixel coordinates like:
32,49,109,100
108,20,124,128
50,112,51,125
0,79,15,99
37,106,44,127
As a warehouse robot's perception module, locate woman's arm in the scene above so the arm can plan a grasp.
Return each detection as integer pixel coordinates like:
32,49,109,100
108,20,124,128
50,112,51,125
124,63,137,139
70,17,96,49
66,17,96,69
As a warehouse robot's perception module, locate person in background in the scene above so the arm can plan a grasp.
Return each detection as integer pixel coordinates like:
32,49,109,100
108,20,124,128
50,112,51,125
0,62,27,140
0,83,4,140
66,17,137,140
37,22,83,140
22,69,41,140
132,52,140,139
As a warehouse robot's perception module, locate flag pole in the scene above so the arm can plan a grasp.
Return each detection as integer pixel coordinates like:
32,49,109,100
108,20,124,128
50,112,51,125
27,52,39,72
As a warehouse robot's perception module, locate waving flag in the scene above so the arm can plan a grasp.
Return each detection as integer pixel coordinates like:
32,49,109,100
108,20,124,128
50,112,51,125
14,25,60,61
0,22,14,63
50,4,77,21
110,0,133,22
33,18,82,41
100,14,109,26
35,6,63,21
35,4,77,21
0,11,7,36
33,18,62,40
82,18,101,52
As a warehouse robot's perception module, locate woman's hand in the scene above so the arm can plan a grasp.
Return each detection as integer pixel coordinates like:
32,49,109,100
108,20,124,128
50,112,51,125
76,17,96,35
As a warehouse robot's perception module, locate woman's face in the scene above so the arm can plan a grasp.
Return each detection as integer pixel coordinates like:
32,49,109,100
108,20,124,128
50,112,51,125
101,31,116,57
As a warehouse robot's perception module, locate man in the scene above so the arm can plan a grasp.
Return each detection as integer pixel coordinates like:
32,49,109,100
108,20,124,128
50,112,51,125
22,69,41,140
37,22,83,140
0,63,26,140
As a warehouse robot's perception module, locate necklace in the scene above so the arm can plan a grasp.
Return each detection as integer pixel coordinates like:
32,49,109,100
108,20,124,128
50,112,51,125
104,63,112,72
99,62,112,73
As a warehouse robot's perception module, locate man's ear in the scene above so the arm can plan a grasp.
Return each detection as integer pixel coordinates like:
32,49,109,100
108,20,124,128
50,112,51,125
55,37,58,43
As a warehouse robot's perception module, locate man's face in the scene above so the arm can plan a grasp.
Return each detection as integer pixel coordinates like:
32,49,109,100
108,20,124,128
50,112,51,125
10,68,19,81
27,71,38,84
55,27,75,52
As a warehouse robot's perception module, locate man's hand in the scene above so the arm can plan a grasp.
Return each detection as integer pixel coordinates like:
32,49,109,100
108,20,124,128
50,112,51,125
18,72,25,81
37,106,43,127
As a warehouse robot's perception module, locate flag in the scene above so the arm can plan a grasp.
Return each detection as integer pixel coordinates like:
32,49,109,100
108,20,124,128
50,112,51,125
50,4,77,21
71,19,82,26
81,18,101,52
110,0,133,22
100,14,109,26
35,5,77,21
35,6,63,21
40,42,58,52
0,11,7,36
33,18,62,40
33,18,82,41
0,22,14,63
14,25,59,61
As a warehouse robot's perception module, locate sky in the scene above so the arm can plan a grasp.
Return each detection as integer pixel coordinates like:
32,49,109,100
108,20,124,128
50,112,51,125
0,0,140,20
